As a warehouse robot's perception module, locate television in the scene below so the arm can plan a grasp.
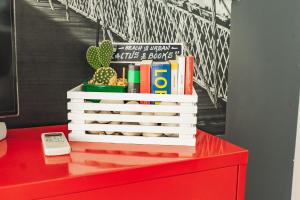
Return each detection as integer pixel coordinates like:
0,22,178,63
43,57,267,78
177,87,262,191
0,0,18,140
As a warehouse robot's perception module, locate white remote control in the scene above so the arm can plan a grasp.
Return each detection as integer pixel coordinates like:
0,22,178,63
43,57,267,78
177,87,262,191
41,132,71,156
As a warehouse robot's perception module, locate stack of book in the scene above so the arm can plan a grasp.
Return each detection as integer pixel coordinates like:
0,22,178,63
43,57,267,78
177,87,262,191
127,55,194,103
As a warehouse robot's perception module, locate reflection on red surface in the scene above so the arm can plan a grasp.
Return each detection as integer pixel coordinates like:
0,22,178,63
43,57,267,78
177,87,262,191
0,140,7,158
195,132,225,157
0,125,247,186
66,130,245,176
67,141,194,175
44,155,71,165
82,148,179,158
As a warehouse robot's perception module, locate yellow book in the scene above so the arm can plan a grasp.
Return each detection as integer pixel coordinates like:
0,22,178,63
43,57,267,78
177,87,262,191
169,60,179,94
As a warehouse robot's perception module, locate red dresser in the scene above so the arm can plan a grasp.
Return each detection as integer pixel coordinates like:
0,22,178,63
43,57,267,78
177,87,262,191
0,125,248,200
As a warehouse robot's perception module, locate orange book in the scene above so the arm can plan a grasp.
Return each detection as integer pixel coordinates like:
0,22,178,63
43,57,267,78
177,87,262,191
140,60,152,104
185,55,194,95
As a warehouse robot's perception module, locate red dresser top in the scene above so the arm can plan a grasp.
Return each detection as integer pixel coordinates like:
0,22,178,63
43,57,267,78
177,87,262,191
0,125,247,199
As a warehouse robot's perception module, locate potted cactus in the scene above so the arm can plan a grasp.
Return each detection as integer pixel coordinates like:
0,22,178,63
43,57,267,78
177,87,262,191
84,40,127,93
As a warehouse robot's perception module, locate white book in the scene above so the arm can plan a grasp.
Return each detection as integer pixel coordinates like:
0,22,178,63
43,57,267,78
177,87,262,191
176,55,186,94
169,60,178,94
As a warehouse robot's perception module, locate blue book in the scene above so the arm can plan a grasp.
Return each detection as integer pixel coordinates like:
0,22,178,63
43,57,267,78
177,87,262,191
151,62,171,96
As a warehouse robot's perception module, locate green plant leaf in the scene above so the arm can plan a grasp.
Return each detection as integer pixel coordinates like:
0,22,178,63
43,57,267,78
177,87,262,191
98,40,113,68
86,46,101,70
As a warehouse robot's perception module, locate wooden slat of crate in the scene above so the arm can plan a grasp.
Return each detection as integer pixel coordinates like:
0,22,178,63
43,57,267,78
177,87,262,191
69,133,196,146
68,123,196,135
68,113,197,124
67,85,197,103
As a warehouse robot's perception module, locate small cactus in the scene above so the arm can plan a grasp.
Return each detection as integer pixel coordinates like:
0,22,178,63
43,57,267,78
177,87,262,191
98,40,113,67
86,40,117,85
86,40,113,69
86,46,101,70
92,67,117,85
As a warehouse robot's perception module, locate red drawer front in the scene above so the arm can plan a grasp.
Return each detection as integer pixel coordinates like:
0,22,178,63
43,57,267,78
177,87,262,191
42,166,238,200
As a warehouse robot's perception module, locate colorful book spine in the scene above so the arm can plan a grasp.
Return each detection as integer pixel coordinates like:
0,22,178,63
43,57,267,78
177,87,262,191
140,60,152,104
176,55,186,94
169,60,178,94
185,55,194,95
127,63,140,93
151,62,171,98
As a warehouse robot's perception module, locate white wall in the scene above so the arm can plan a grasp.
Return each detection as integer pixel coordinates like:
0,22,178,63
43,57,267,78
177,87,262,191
292,92,300,200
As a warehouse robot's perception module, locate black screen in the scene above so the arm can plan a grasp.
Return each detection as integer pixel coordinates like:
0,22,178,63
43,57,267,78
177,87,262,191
0,0,18,117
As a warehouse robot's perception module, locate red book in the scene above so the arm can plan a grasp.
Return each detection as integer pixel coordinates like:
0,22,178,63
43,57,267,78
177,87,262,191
185,55,194,95
140,60,152,104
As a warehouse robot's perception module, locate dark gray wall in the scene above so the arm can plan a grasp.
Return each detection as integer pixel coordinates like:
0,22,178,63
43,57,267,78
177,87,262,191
226,0,300,200
3,0,95,128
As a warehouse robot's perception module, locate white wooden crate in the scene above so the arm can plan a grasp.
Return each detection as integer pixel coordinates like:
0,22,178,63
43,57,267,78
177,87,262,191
67,84,198,146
